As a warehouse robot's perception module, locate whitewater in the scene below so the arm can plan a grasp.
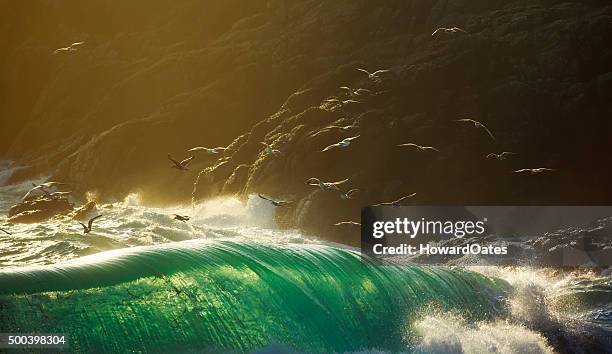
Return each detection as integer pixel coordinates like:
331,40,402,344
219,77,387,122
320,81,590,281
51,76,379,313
0,166,610,353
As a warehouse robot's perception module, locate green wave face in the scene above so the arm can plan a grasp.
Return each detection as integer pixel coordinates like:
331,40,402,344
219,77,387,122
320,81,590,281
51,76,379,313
0,241,509,353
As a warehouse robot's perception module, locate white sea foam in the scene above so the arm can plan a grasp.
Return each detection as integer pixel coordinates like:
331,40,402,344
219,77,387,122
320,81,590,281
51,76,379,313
413,314,554,354
0,181,311,268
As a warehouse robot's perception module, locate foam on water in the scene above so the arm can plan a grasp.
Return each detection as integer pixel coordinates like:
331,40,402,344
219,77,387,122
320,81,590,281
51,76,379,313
0,180,311,268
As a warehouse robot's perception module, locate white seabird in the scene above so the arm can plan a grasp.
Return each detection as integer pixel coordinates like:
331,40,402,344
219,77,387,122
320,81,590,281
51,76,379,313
187,146,227,155
373,193,417,207
321,135,360,152
53,41,85,54
397,143,439,152
306,178,349,191
455,118,496,141
356,68,391,82
258,194,292,207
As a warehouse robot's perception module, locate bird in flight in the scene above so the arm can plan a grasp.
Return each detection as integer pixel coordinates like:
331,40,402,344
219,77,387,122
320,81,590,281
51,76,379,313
486,152,515,160
514,168,555,174
53,41,85,54
79,215,103,234
261,142,282,156
321,135,360,152
373,193,417,207
339,86,371,97
187,146,227,155
338,189,360,200
357,68,391,82
258,194,292,207
168,154,194,171
432,27,467,36
306,178,350,191
455,118,496,141
326,123,357,132
172,214,191,222
332,221,361,227
397,143,439,152
0,228,11,235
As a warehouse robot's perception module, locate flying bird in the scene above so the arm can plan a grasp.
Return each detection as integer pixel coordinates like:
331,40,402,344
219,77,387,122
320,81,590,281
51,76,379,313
173,214,191,222
357,68,391,82
373,193,417,207
187,146,227,154
261,142,282,156
338,189,360,200
514,168,555,174
332,221,361,227
0,228,11,235
326,123,357,132
306,178,350,191
321,135,360,152
432,27,467,36
53,41,85,54
455,118,496,141
79,215,103,234
168,154,194,170
339,86,371,97
258,194,292,207
486,152,515,160
397,143,439,152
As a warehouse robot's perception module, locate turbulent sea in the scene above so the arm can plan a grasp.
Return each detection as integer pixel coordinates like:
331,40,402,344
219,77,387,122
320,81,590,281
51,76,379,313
0,165,610,353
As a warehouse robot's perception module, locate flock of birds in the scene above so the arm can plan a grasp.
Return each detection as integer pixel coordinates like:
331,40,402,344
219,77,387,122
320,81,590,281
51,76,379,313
159,65,554,228
19,34,555,234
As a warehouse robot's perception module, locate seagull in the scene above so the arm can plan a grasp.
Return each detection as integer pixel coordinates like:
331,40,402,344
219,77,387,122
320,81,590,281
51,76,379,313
173,214,191,222
306,178,350,191
486,152,515,160
53,41,85,54
0,228,11,235
373,193,417,207
326,123,357,132
168,154,194,170
321,135,360,152
338,189,360,200
514,168,555,174
397,143,439,152
261,142,282,156
258,194,292,207
332,221,361,227
357,68,391,81
432,27,467,36
78,215,103,234
339,86,371,97
187,146,227,155
455,118,496,141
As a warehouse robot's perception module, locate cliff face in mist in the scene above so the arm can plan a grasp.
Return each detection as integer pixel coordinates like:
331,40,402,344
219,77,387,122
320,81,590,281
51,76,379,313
2,1,611,242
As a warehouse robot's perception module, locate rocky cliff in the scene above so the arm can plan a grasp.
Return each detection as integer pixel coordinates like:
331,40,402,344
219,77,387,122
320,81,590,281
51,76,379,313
2,1,611,242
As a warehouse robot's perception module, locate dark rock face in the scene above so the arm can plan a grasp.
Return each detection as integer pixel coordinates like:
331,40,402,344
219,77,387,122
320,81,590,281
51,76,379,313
8,196,74,223
2,1,611,241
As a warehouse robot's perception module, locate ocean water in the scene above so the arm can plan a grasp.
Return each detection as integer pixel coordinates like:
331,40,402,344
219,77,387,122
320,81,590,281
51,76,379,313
0,165,610,353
